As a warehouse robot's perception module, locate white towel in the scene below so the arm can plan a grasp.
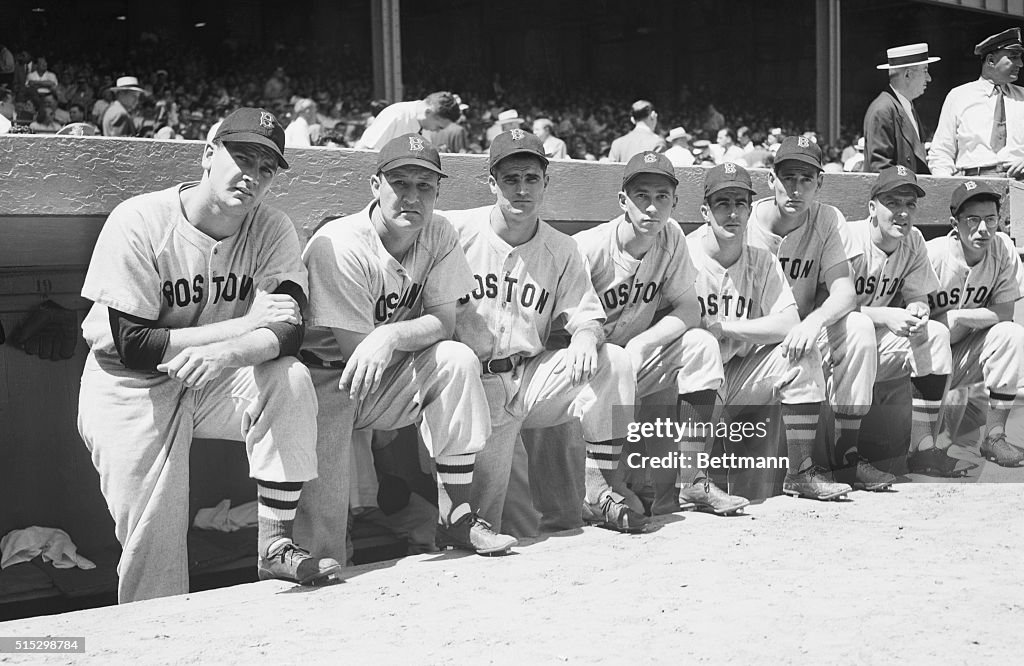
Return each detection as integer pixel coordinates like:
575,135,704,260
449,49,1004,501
192,499,259,532
0,527,96,570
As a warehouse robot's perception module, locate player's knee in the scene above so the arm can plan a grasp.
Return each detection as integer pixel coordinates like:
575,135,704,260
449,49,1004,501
598,343,632,376
843,311,875,349
924,319,951,347
434,340,481,376
261,357,316,403
682,327,721,358
989,321,1024,350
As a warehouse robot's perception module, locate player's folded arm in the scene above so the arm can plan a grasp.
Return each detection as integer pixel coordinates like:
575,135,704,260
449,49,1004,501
260,280,306,358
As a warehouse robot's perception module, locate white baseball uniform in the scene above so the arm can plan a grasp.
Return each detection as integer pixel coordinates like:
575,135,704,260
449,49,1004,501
78,183,317,603
293,202,490,563
747,199,877,415
444,205,635,533
927,231,1024,400
843,219,952,381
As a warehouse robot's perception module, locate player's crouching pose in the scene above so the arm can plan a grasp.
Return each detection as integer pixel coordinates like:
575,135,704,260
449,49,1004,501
294,135,517,560
928,181,1024,467
688,163,852,501
747,137,889,491
78,108,339,603
844,166,961,475
445,130,643,534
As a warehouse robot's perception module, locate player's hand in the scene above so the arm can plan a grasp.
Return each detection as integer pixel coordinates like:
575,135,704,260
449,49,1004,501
339,327,397,400
244,291,301,329
158,344,233,389
780,319,821,360
555,337,598,386
881,307,923,337
905,302,930,335
1006,157,1024,180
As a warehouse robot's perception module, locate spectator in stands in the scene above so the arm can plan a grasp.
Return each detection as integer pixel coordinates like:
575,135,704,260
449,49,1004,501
25,56,58,91
663,126,695,166
0,44,14,89
767,127,783,155
701,103,725,134
30,104,62,133
68,102,86,124
485,108,525,146
0,86,13,135
743,131,771,168
40,91,69,125
737,126,755,157
102,76,146,137
425,99,470,153
354,91,461,150
284,98,317,148
533,117,567,159
608,99,665,162
823,145,845,173
929,28,1024,178
863,43,938,174
844,137,866,172
712,127,745,164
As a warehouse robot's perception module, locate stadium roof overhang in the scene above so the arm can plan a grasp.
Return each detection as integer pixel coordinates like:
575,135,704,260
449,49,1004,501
915,0,1024,18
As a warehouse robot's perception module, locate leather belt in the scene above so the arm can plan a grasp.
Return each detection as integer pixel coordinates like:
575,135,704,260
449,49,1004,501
960,165,1006,176
299,350,347,369
483,355,523,374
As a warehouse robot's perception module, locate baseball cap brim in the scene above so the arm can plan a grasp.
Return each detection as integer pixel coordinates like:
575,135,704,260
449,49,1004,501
491,147,549,170
872,182,926,198
380,156,447,177
705,181,756,198
774,153,823,171
624,167,678,188
218,132,289,169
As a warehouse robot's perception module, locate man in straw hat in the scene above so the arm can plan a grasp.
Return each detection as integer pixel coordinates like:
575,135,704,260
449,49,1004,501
929,28,1024,177
863,43,940,174
102,75,147,137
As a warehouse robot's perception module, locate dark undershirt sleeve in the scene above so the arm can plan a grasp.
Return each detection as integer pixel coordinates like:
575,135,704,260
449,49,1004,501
108,309,170,371
261,280,306,358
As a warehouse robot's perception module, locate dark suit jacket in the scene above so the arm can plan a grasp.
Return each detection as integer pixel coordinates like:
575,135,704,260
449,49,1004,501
863,89,929,174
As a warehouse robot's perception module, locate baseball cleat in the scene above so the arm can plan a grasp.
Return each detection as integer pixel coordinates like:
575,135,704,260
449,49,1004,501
836,458,896,491
582,490,650,533
677,479,750,515
258,539,341,586
907,447,977,477
782,467,852,501
980,433,1024,468
436,513,518,555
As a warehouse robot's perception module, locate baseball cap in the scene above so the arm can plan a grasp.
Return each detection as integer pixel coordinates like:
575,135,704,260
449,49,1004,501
774,136,822,170
974,28,1024,56
214,107,289,169
704,162,756,199
376,133,446,177
622,151,678,188
870,165,926,199
949,180,1002,216
488,128,549,171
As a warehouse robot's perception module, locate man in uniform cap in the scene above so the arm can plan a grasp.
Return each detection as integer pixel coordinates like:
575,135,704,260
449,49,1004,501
609,100,667,163
863,43,940,174
929,28,1024,178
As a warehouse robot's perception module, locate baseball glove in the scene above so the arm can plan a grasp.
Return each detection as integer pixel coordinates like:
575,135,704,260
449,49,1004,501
7,300,80,361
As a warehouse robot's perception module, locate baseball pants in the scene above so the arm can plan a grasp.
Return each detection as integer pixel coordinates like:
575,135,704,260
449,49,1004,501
293,340,489,564
875,320,953,382
472,344,635,534
78,354,318,603
818,311,877,416
941,322,1024,435
512,328,725,536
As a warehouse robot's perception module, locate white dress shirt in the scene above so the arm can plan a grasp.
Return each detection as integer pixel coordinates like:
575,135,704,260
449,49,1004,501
928,77,1024,175
891,86,920,139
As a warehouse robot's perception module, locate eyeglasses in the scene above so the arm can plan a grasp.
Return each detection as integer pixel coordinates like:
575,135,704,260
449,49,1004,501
960,215,999,229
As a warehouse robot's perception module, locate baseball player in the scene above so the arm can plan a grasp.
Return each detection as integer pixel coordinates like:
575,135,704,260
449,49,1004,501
926,180,1024,467
444,129,644,535
688,163,851,501
747,136,891,491
842,166,959,475
78,108,339,603
293,134,517,561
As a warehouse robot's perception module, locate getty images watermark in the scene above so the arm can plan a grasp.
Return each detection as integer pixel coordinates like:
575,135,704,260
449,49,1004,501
624,417,789,470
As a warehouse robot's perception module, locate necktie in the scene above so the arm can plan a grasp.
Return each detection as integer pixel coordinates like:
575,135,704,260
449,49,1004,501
992,85,1007,153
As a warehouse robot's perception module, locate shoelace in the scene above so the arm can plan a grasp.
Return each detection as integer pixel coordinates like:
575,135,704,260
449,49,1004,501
269,543,310,563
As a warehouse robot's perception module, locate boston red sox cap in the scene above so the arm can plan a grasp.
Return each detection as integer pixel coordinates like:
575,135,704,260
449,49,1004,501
622,151,678,189
489,128,549,172
949,179,1002,216
213,107,289,169
774,136,823,171
870,165,926,199
376,133,446,177
704,162,756,199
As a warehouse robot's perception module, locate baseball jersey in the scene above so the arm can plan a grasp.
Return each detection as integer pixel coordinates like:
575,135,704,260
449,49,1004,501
81,183,308,365
843,219,939,307
687,224,798,364
445,205,605,362
747,199,851,319
926,231,1024,318
301,202,475,364
573,215,697,346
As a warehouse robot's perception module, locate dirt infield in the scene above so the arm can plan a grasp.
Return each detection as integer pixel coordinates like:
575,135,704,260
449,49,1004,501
1,481,1021,665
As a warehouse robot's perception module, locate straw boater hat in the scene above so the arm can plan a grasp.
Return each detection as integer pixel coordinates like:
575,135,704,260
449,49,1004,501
667,127,691,143
497,109,523,126
109,76,148,94
876,43,940,70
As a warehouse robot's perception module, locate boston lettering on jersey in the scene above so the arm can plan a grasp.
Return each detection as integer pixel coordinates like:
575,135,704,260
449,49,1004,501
602,280,662,310
161,273,254,308
928,285,991,310
375,283,423,323
855,275,904,298
458,272,551,314
777,257,814,280
697,293,755,318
